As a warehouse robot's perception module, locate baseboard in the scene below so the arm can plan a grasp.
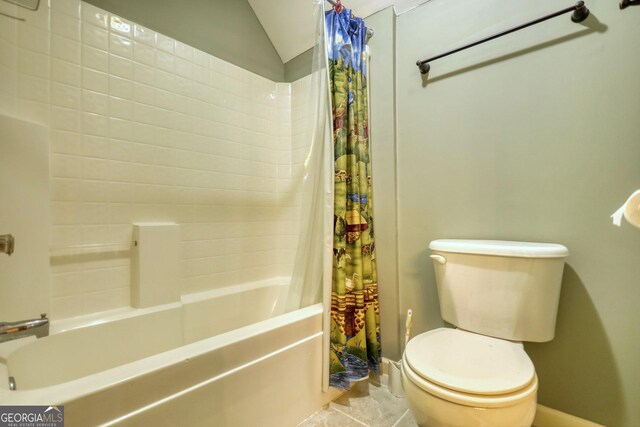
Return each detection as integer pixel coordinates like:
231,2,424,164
381,356,394,375
381,358,604,427
534,405,605,427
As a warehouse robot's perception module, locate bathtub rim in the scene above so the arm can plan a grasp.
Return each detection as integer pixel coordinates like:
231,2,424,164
0,301,322,405
49,276,291,336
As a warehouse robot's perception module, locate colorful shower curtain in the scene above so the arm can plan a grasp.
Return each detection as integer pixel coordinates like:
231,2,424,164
326,7,381,389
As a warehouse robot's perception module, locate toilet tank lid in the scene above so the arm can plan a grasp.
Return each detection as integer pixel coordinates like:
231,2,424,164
429,239,569,258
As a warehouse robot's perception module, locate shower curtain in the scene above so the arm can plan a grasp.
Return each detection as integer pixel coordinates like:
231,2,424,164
285,1,334,314
326,7,381,389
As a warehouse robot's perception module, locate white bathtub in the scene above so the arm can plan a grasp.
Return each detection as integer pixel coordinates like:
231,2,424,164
0,278,339,426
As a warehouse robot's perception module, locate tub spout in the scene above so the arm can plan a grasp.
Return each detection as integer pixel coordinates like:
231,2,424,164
0,314,49,343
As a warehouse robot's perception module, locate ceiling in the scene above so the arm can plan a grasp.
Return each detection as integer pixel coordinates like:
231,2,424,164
248,0,430,63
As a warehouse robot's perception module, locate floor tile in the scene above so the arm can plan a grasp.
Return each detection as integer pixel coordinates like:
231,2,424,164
297,407,368,427
393,409,419,427
330,380,409,427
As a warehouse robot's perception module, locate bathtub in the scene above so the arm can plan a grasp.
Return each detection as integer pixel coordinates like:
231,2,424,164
0,277,339,426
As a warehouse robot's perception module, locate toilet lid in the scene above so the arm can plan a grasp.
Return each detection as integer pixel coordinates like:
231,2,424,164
405,328,535,395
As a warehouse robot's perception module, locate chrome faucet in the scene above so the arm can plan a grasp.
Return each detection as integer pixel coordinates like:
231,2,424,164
0,314,49,343
0,234,14,256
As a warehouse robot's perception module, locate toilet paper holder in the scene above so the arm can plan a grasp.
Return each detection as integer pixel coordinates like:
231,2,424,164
0,234,14,256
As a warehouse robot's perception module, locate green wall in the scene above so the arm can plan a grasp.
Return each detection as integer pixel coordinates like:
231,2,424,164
284,48,313,83
366,8,401,363
274,3,640,423
83,0,285,81
395,0,640,425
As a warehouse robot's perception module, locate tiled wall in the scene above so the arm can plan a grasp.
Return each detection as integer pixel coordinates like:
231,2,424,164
291,77,313,183
0,0,313,320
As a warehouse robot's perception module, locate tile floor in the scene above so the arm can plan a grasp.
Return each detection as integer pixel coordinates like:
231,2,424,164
299,377,547,427
298,374,418,427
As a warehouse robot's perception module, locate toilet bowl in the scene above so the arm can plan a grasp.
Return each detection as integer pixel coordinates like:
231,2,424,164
401,328,538,427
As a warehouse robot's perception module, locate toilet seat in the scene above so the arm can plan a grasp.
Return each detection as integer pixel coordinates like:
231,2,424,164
402,328,537,408
402,354,538,408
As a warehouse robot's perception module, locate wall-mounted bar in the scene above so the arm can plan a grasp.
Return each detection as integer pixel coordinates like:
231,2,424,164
619,0,640,9
0,11,25,21
0,0,40,21
50,242,134,256
416,1,590,75
1,0,39,11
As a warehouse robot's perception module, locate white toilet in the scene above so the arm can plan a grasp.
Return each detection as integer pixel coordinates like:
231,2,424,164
401,239,569,427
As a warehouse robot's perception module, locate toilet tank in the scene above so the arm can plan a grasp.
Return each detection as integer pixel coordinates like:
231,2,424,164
429,240,569,342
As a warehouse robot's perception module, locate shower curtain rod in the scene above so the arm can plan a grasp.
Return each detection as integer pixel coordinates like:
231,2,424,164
416,1,590,75
326,0,375,41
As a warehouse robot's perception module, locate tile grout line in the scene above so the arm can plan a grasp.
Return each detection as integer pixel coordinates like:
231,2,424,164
391,409,411,427
331,407,372,427
295,410,322,427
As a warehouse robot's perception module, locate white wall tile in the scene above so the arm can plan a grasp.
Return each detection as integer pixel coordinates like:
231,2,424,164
82,135,109,159
108,54,133,80
109,96,134,120
52,154,82,179
109,16,132,38
52,11,81,41
18,48,49,79
109,33,133,59
109,75,133,99
52,271,83,297
52,58,81,86
154,69,176,92
51,34,80,63
192,49,208,67
0,4,306,320
133,24,156,47
174,41,192,61
81,24,108,51
82,112,109,137
51,106,81,132
51,295,84,319
133,41,155,66
82,67,108,93
82,288,129,315
51,130,81,155
82,89,109,115
18,74,49,102
52,0,81,19
109,117,134,140
82,45,108,72
82,157,111,181
81,3,108,29
156,33,174,53
133,83,155,105
154,88,173,111
18,23,50,55
156,50,175,73
133,62,154,85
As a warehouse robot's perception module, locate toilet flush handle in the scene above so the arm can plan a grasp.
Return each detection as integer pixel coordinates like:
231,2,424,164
430,254,446,265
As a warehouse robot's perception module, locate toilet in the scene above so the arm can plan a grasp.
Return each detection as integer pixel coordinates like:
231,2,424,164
401,239,569,427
